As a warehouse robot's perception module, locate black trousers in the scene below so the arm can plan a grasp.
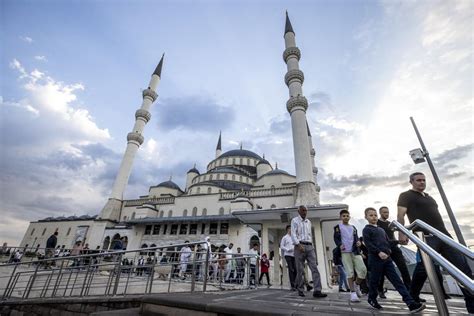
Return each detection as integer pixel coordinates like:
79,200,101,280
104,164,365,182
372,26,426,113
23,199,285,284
410,235,474,313
285,256,297,289
378,245,411,291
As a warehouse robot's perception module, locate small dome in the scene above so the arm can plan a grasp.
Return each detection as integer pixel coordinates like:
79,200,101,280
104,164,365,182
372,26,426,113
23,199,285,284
187,167,200,174
157,180,182,191
257,158,270,166
219,149,262,160
266,168,290,176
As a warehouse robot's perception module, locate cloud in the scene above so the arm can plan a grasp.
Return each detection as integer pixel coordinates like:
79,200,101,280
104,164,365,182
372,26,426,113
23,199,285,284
34,55,47,61
20,36,33,43
156,96,236,132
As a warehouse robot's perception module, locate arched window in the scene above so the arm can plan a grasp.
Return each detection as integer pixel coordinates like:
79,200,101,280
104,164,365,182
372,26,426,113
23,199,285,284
270,204,276,209
232,158,235,164
217,174,221,180
225,158,228,164
183,209,188,217
232,175,235,181
149,243,156,256
159,210,164,217
131,212,136,219
140,243,148,255
192,207,197,216
207,187,212,194
168,210,173,217
219,207,225,215
102,236,110,250
41,228,47,236
247,158,250,165
224,174,228,180
239,175,242,181
210,174,213,180
202,208,207,216
239,158,243,165
250,235,260,248
197,187,201,194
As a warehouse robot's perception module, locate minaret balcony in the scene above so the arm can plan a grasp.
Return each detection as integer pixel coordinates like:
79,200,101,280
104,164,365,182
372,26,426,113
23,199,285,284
286,95,308,113
283,47,301,62
284,69,304,86
142,88,158,102
135,109,152,123
127,132,144,145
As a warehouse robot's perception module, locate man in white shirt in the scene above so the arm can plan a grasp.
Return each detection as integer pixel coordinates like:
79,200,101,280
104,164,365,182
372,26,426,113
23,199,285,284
224,243,234,282
291,205,327,298
179,241,192,279
248,243,259,287
280,225,297,290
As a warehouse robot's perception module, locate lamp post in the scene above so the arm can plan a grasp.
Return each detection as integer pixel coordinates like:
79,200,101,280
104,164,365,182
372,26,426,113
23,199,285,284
409,117,466,246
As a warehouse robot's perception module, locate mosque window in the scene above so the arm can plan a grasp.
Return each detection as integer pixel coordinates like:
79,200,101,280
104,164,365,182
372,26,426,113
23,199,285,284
190,224,198,234
271,204,276,209
153,225,160,235
192,207,197,216
209,223,218,234
170,224,178,235
239,158,243,165
179,224,188,235
225,158,228,164
159,211,164,218
202,208,207,216
232,158,235,164
30,228,35,236
201,223,206,234
131,212,136,219
145,225,152,235
189,189,192,194
218,189,222,194
148,244,156,256
239,176,242,181
41,228,47,236
220,223,229,234
140,243,148,255
66,227,71,236
210,174,213,180
247,158,250,165
197,188,201,194
219,207,224,215
224,174,228,180
207,187,212,194
183,209,188,217
168,210,173,217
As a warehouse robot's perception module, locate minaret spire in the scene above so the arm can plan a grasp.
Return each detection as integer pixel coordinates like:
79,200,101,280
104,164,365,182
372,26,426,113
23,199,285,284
215,131,222,158
283,13,320,206
100,55,164,221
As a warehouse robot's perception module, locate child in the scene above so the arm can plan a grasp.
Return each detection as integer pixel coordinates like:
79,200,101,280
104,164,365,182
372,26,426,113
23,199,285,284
362,207,425,313
334,209,367,302
259,253,271,286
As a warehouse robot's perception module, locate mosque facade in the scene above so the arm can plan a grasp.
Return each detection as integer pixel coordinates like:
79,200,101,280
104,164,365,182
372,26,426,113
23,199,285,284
19,13,347,288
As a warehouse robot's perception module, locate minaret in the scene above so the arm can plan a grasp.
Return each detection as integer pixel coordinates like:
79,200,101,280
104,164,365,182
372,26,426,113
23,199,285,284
307,120,321,197
100,55,165,221
215,131,222,158
283,12,320,206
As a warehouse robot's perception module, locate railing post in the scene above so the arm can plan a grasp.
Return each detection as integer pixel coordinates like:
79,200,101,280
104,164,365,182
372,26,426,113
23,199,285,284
419,234,449,316
191,245,197,292
203,246,210,292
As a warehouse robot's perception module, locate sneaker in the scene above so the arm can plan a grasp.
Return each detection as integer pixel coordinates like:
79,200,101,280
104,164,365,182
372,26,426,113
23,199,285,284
413,297,426,303
313,291,327,298
378,291,387,299
339,288,349,293
408,302,426,313
368,299,383,310
355,284,363,298
350,292,360,302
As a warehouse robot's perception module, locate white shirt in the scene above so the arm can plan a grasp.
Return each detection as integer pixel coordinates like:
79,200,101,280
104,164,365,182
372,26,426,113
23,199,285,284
248,248,259,265
224,246,233,260
180,246,192,262
280,234,294,257
291,215,313,245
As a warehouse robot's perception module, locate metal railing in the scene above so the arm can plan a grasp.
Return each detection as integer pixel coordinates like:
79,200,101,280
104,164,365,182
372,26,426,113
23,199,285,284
0,242,260,301
390,220,474,316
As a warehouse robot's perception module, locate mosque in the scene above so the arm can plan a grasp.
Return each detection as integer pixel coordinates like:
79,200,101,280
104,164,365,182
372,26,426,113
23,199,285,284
19,13,347,288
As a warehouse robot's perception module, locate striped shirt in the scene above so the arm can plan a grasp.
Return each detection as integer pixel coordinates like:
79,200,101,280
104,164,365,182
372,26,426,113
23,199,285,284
291,215,313,245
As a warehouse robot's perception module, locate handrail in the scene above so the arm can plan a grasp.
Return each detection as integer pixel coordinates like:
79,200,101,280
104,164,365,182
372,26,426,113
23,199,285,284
403,220,474,260
390,220,474,294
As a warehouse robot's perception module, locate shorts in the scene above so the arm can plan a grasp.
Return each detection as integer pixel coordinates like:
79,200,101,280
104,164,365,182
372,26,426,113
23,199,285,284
341,252,367,279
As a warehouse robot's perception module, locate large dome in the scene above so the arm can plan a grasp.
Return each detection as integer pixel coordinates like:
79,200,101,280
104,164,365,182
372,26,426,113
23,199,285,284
219,149,262,160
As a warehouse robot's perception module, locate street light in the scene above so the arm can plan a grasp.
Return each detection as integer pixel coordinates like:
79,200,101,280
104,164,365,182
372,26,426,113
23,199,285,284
409,117,466,246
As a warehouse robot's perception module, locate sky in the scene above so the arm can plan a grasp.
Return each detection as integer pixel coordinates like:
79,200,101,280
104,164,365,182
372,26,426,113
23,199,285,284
1,0,472,247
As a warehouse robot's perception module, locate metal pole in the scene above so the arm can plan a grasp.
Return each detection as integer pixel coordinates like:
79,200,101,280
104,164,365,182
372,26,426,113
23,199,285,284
191,245,197,292
410,117,466,246
203,246,210,292
419,234,449,316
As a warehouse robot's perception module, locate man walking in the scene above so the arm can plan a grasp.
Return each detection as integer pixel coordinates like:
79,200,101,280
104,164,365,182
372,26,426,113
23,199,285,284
397,172,473,313
224,243,234,282
280,225,297,290
45,231,58,268
377,206,411,298
291,205,327,298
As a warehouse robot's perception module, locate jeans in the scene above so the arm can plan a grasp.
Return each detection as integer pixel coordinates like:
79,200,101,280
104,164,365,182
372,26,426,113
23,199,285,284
368,255,415,306
285,256,297,289
410,235,474,313
337,265,349,290
378,245,411,291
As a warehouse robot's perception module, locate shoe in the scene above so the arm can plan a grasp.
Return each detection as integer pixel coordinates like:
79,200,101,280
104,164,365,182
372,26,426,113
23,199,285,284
378,291,387,299
298,291,305,297
350,292,360,302
338,288,347,293
368,299,383,310
355,284,363,298
408,302,426,313
313,291,327,298
413,297,426,303
306,285,313,291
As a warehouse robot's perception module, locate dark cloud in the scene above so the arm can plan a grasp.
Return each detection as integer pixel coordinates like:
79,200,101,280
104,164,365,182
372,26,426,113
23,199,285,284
432,143,473,166
156,96,235,132
269,116,290,134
